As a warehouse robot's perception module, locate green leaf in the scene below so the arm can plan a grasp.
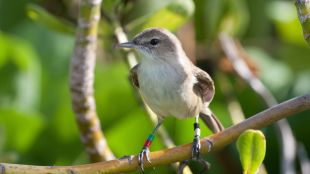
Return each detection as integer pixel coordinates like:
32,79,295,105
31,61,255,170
237,129,266,174
26,3,75,35
142,0,194,31
127,0,194,32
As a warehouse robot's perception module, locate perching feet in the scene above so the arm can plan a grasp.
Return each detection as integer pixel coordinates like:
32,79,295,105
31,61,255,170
138,146,151,173
0,164,5,174
191,135,201,159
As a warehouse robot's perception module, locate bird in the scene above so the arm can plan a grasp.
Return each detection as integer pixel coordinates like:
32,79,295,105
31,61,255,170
117,27,224,172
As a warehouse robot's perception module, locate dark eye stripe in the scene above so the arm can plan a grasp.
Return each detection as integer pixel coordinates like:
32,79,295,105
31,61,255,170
150,39,159,45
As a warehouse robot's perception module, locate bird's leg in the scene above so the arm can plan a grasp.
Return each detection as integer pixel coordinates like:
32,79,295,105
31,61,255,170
191,115,201,160
138,121,162,173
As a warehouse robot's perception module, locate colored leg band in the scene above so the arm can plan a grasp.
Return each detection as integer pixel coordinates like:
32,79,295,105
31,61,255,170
194,123,200,130
144,139,152,148
144,134,154,148
147,134,155,141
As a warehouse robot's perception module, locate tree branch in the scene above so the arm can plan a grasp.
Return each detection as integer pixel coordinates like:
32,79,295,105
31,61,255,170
1,93,309,174
294,0,310,48
69,0,115,162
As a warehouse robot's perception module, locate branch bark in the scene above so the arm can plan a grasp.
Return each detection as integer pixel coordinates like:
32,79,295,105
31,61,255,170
1,93,309,174
294,0,310,48
69,0,115,162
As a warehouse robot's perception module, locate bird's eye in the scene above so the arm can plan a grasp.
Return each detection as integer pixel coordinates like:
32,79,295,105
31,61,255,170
150,39,159,45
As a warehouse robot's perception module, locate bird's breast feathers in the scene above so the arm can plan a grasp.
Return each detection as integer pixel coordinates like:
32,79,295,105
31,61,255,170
137,63,201,119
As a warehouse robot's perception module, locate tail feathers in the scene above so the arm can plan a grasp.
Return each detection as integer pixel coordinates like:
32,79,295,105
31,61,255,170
199,107,224,134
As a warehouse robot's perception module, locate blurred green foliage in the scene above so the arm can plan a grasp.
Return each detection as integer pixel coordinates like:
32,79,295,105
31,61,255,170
0,0,310,174
26,3,75,35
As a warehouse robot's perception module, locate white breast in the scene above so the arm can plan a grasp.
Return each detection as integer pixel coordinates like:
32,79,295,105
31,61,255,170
137,61,199,119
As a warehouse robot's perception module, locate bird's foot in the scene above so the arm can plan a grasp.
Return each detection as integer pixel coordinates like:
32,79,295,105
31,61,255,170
48,165,55,169
0,164,5,174
206,138,214,152
138,146,151,173
118,155,134,164
191,135,201,160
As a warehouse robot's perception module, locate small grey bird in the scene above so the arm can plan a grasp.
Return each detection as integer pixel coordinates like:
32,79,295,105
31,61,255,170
117,27,224,172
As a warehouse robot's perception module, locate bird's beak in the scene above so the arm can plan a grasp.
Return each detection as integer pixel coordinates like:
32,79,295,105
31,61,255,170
117,41,136,48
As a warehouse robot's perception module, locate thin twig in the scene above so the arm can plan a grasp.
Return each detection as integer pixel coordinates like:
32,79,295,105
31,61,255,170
219,32,297,174
1,93,309,173
294,0,310,47
69,0,115,162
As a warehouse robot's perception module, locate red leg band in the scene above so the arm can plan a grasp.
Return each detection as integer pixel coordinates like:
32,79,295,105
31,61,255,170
144,139,152,148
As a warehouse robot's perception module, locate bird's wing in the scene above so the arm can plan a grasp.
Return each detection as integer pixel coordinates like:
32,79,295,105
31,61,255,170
199,107,225,133
192,66,215,104
193,67,224,133
130,63,140,88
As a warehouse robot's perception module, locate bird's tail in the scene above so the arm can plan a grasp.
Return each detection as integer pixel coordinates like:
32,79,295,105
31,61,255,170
199,107,224,134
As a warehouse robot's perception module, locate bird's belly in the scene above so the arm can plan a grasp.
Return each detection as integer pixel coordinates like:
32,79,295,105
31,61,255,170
140,83,198,119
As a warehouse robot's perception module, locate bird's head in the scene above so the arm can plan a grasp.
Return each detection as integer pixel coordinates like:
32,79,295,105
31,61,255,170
117,27,184,63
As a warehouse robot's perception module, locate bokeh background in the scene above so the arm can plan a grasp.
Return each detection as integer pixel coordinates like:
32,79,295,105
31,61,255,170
0,0,310,173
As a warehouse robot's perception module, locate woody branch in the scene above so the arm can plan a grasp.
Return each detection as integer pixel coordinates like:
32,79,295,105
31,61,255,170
69,0,114,162
1,93,309,174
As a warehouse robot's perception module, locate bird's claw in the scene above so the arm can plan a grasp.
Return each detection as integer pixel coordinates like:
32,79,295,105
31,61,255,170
138,146,151,173
206,138,214,152
0,164,5,174
118,155,134,164
191,135,201,160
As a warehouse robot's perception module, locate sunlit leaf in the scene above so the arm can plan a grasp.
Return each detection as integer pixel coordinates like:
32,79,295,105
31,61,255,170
142,0,194,31
26,3,75,35
237,129,266,174
142,9,185,31
126,0,194,32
